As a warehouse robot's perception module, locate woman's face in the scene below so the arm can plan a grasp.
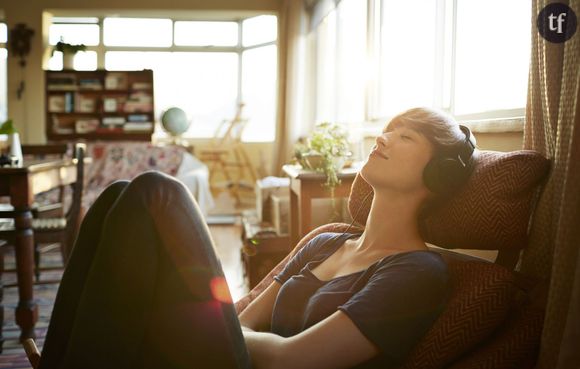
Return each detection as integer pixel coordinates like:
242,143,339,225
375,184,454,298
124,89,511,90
360,121,435,194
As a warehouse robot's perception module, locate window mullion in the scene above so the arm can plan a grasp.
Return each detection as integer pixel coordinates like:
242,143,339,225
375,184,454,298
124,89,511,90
449,0,458,116
237,20,243,106
97,17,106,69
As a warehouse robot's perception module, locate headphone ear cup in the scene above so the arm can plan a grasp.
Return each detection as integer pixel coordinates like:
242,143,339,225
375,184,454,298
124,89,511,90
423,158,463,194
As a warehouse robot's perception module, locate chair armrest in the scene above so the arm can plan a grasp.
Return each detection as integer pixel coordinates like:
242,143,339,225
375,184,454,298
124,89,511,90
235,222,364,314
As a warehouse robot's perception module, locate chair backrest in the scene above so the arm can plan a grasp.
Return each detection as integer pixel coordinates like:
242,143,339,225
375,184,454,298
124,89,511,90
62,143,86,261
347,150,551,268
22,144,70,207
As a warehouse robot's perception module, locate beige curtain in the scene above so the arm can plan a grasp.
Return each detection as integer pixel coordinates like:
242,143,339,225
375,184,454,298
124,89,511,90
520,0,580,368
272,0,309,176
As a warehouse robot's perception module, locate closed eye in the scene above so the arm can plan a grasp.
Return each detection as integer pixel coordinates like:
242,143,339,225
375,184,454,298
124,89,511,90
400,134,412,140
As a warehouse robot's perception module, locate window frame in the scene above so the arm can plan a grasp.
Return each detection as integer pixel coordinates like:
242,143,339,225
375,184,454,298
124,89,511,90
0,21,7,123
47,14,278,142
309,0,527,133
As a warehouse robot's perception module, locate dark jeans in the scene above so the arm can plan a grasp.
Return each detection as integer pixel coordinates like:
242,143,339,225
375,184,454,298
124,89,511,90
39,171,251,369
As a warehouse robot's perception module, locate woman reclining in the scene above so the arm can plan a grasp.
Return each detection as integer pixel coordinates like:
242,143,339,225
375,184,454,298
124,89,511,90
39,107,477,369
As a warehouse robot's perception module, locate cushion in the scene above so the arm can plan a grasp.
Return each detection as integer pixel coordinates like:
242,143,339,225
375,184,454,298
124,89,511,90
400,256,518,369
348,150,550,250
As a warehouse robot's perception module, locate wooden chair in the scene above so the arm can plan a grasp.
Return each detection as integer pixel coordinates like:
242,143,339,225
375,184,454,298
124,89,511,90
0,143,85,281
22,144,70,218
198,103,258,206
235,150,551,369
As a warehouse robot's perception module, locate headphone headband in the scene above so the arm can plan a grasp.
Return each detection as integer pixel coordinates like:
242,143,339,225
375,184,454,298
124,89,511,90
455,125,476,167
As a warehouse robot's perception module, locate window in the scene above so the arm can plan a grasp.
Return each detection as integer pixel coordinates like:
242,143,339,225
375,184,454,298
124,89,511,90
0,22,7,123
47,15,278,142
174,21,238,46
314,0,367,124
48,17,99,71
310,0,530,126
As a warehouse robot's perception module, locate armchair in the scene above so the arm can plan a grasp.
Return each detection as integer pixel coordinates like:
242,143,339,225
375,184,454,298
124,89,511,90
235,149,550,369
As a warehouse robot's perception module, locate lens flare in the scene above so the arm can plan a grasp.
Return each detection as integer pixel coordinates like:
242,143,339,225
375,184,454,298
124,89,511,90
210,276,232,304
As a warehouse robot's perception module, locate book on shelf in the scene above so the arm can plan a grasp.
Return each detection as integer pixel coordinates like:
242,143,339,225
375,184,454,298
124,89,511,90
76,95,96,113
78,78,103,90
48,95,65,112
127,114,150,122
105,72,128,90
123,122,153,132
75,119,100,134
124,92,153,113
64,92,75,113
47,73,78,90
102,116,126,126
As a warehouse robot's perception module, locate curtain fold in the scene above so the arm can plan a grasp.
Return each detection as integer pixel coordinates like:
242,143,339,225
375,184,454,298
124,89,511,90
520,0,580,368
272,0,309,176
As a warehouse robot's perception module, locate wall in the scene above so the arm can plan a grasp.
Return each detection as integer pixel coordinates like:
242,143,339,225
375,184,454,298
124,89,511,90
2,0,280,144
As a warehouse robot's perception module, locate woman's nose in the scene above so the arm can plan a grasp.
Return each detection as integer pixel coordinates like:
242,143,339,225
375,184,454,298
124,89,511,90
376,133,390,148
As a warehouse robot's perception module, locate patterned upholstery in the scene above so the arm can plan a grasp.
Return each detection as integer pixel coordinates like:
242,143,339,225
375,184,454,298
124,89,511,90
401,259,518,369
235,149,550,369
348,150,551,250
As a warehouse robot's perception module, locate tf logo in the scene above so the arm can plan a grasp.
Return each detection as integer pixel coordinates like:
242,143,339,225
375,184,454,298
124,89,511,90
537,3,577,43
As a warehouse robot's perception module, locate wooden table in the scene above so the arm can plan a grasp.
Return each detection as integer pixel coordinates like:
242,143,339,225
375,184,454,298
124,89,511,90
0,158,79,342
282,164,362,247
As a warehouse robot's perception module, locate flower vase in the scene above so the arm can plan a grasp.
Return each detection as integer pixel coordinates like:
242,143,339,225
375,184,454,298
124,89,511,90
63,53,75,70
9,132,23,167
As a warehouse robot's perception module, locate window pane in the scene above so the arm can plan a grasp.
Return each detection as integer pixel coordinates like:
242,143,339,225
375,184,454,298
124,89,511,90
104,18,172,47
106,51,239,138
315,11,337,123
49,24,100,46
379,0,437,117
454,0,530,115
175,21,238,46
242,45,277,142
242,15,277,46
47,50,98,71
0,24,7,43
0,49,6,123
336,0,367,123
73,51,98,70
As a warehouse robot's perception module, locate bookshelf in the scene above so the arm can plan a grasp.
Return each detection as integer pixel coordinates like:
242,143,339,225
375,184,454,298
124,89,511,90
45,69,155,141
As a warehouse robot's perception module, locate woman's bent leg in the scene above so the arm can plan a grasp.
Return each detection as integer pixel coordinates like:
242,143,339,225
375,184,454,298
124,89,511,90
59,172,250,369
40,180,129,369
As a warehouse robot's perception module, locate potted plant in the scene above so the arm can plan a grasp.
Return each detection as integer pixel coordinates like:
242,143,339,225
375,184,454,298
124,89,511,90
294,121,352,191
52,38,86,70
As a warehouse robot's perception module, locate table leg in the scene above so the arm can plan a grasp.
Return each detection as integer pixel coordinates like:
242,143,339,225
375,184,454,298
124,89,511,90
13,209,38,342
0,241,4,353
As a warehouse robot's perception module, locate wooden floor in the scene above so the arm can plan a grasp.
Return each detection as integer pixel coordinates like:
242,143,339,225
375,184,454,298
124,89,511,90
208,221,249,302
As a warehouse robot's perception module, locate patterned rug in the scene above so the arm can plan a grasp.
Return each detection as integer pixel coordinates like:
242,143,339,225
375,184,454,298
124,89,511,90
0,248,61,369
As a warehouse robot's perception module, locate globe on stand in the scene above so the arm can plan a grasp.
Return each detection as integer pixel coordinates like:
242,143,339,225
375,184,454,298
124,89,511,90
161,107,192,146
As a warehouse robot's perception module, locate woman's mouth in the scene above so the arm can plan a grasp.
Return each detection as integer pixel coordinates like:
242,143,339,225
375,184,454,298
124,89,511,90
370,148,389,160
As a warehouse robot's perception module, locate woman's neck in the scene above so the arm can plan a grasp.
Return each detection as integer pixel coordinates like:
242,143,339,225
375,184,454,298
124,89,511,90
352,190,429,253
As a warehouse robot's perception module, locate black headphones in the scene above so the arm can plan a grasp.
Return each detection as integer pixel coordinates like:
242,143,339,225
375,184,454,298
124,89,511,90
422,125,477,195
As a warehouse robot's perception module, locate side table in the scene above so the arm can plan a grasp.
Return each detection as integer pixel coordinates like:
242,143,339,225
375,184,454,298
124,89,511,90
282,163,361,247
240,211,291,288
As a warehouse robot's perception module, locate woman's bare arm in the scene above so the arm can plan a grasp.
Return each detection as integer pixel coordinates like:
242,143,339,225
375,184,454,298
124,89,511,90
238,281,282,332
243,310,378,369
